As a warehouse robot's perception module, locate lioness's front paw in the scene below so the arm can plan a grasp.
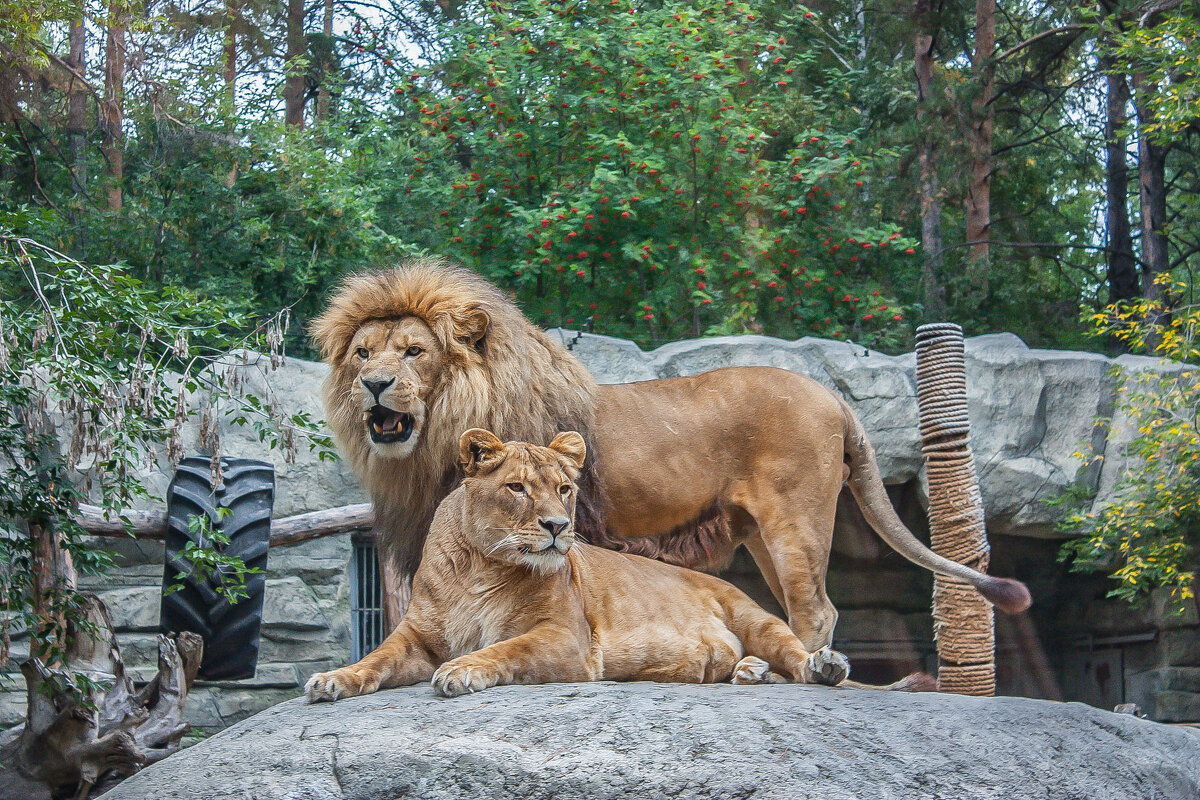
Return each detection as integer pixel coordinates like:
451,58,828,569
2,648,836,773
305,667,383,703
731,656,785,685
431,660,498,697
806,646,850,686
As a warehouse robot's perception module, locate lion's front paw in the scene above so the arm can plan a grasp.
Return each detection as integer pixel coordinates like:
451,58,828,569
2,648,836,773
806,646,850,686
431,660,499,697
305,667,383,703
731,656,786,685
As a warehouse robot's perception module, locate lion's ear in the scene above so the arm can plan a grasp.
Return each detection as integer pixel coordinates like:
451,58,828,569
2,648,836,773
460,428,506,476
548,431,586,470
458,306,490,348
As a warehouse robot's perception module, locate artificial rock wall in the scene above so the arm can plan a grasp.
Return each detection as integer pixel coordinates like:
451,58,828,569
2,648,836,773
2,332,1197,730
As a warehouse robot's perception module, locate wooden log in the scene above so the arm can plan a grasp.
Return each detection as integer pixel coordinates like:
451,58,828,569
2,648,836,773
266,504,374,547
71,505,165,537
73,503,375,547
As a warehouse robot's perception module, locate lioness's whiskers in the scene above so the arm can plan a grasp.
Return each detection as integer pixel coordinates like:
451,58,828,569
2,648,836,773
483,534,520,557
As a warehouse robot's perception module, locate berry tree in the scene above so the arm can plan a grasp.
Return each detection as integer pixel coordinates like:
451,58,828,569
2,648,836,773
397,0,915,347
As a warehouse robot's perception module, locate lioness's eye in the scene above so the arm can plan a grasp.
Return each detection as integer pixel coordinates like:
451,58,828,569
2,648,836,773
405,345,423,357
558,484,571,496
506,482,525,494
355,347,369,359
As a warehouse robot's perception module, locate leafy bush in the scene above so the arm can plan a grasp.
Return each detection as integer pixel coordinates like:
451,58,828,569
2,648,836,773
1060,275,1200,608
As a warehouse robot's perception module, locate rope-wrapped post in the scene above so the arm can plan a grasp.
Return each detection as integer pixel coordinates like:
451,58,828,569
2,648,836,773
915,322,995,696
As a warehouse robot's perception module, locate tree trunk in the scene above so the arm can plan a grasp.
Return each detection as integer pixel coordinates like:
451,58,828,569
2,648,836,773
964,0,995,306
223,3,237,114
1132,72,1168,312
29,521,77,665
914,0,945,316
284,0,306,128
223,0,238,187
1103,61,1138,304
316,0,333,120
29,419,76,666
852,0,868,65
101,0,125,212
67,12,87,199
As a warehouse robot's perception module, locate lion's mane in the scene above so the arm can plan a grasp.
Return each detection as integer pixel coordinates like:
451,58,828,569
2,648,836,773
311,258,606,575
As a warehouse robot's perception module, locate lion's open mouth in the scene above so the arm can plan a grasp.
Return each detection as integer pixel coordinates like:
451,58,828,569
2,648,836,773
367,406,415,444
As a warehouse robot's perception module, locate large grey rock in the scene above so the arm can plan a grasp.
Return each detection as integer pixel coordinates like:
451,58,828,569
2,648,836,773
98,682,1200,800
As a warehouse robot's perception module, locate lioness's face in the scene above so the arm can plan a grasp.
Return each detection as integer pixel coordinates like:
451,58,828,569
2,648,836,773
459,429,587,573
347,318,444,458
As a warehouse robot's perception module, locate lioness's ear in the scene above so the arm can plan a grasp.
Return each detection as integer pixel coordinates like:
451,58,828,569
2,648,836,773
460,428,506,476
548,431,586,470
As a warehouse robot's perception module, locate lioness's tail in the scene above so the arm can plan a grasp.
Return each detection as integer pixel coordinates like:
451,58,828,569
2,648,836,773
838,398,1032,615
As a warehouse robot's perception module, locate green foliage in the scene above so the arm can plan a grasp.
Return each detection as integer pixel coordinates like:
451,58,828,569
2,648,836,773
0,0,74,64
1100,3,1200,141
165,510,262,605
0,224,323,665
393,0,915,348
24,121,412,353
1059,276,1200,609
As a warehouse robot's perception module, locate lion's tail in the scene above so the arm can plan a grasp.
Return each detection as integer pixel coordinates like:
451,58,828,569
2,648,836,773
837,397,1032,615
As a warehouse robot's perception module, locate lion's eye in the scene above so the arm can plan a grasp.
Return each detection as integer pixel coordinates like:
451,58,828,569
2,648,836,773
558,484,572,496
506,482,526,494
355,347,370,359
405,345,423,357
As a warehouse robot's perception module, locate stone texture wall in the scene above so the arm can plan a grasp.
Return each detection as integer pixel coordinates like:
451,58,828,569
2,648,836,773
3,333,1197,730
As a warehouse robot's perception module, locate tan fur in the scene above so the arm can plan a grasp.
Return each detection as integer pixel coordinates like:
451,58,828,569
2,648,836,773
305,431,850,701
312,260,1031,652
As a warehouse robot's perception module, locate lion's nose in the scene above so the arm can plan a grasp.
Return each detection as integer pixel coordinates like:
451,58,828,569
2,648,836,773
361,377,395,400
539,517,570,538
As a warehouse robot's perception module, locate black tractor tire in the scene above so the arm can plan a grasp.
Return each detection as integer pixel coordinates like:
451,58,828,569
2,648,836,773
161,456,274,681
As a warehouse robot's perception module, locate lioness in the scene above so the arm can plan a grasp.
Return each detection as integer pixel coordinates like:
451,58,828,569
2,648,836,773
311,260,1031,653
305,429,851,702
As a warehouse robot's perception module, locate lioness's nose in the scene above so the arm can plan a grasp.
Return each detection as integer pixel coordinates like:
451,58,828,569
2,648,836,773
361,377,395,400
539,517,570,538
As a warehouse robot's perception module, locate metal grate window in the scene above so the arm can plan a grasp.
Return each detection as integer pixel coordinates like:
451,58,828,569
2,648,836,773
350,537,385,662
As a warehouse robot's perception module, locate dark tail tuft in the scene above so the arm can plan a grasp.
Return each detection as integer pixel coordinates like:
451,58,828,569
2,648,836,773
979,576,1032,615
841,672,938,692
890,672,938,693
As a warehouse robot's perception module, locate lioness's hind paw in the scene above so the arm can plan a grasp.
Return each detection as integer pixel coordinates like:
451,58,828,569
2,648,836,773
732,656,785,685
807,647,850,686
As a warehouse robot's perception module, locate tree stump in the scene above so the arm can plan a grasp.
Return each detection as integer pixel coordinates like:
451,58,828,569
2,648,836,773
0,595,203,800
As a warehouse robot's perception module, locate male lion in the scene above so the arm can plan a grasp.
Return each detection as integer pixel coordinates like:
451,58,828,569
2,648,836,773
305,429,851,701
311,259,1030,652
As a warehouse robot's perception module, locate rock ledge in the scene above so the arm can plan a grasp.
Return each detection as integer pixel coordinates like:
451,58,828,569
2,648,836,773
98,682,1200,800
